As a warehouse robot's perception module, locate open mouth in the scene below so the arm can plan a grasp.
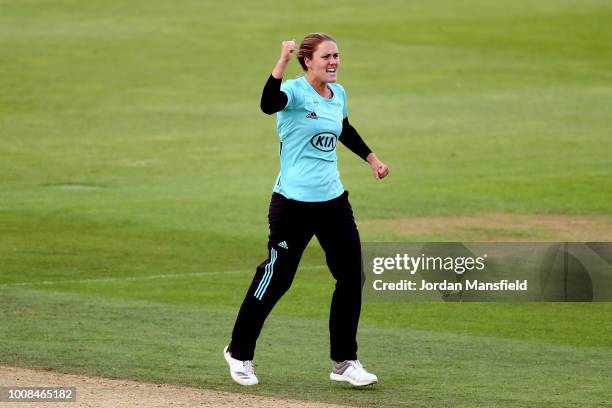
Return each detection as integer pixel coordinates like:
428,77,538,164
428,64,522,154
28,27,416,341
326,68,337,74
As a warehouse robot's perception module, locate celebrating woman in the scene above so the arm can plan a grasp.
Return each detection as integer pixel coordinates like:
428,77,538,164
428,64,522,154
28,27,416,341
224,33,389,387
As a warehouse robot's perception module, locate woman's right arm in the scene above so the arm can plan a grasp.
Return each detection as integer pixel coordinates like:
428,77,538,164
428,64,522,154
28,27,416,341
260,40,295,115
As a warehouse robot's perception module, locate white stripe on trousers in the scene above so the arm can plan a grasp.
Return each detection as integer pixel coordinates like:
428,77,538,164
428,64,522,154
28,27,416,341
254,248,277,300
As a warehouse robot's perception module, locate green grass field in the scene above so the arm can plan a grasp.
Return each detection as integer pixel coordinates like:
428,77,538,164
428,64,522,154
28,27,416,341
1,0,612,406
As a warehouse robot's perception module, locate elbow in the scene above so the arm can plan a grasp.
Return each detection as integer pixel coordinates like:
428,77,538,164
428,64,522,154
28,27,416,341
260,101,277,115
260,91,287,115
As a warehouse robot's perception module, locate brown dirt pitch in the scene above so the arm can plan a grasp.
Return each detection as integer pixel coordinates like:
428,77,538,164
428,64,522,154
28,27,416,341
359,213,612,241
0,366,351,408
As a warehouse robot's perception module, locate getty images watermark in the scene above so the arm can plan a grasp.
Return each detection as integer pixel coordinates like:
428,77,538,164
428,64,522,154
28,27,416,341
362,243,612,301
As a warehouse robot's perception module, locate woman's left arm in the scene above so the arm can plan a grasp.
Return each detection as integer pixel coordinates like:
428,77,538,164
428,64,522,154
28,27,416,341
339,117,390,179
366,152,390,180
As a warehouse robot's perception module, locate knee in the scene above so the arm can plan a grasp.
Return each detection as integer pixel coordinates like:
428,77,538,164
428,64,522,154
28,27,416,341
254,253,296,299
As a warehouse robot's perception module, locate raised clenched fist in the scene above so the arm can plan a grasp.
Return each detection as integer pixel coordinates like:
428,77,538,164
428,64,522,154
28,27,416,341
279,40,296,63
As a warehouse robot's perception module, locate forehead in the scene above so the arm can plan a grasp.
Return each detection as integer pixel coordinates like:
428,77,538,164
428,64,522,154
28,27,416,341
314,40,339,55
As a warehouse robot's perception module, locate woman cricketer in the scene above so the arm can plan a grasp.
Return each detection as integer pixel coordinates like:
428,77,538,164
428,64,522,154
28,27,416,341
224,33,389,387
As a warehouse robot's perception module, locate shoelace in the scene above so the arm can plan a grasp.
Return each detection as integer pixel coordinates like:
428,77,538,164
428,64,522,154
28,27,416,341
242,360,255,374
349,360,363,369
346,360,368,375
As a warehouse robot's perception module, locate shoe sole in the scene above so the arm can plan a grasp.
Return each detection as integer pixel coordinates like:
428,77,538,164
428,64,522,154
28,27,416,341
223,346,258,386
330,372,377,387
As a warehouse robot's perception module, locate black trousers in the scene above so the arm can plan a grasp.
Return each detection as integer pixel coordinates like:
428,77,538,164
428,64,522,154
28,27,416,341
229,191,364,362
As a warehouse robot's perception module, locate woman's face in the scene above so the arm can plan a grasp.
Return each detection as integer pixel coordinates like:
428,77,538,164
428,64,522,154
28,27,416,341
305,40,340,83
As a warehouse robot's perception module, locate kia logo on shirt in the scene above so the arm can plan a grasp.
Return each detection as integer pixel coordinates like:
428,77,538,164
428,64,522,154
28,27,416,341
310,132,337,152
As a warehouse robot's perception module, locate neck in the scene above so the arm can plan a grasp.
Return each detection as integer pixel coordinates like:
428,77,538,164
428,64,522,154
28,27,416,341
306,73,329,97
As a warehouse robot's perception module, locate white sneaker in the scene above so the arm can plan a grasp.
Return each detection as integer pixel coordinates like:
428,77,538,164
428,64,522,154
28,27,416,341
330,360,378,386
223,346,258,386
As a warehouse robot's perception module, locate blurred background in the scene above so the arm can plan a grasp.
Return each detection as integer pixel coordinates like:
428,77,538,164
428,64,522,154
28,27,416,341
1,1,611,407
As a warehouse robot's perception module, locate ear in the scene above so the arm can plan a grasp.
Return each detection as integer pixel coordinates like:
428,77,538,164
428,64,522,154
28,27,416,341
304,56,312,69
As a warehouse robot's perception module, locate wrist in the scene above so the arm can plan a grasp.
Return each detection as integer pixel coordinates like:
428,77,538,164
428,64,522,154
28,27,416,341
272,60,288,79
277,58,290,69
366,152,377,165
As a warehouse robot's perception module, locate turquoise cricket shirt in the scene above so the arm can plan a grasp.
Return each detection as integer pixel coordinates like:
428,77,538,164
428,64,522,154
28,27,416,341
273,76,348,202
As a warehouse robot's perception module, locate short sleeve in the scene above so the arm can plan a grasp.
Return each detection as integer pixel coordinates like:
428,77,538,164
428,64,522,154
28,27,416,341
334,84,348,118
280,80,299,110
